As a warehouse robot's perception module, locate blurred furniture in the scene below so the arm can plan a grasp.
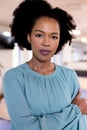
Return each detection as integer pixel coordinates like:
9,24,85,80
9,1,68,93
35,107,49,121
81,89,87,98
0,119,10,130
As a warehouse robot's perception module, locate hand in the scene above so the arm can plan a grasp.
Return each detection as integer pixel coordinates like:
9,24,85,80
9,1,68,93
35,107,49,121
72,90,87,115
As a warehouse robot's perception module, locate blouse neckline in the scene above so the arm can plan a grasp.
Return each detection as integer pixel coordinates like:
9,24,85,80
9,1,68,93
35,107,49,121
24,62,59,79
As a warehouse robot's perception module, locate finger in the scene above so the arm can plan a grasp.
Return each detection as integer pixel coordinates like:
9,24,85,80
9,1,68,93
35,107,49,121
84,99,87,104
82,108,87,114
82,98,87,103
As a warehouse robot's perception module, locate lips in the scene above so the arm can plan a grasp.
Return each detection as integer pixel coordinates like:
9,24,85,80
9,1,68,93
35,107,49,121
40,50,51,55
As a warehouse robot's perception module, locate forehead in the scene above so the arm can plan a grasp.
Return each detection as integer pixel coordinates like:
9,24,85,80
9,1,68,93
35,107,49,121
35,16,59,24
32,16,60,30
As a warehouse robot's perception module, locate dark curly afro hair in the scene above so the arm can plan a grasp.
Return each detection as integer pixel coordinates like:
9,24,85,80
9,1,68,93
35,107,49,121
10,0,76,54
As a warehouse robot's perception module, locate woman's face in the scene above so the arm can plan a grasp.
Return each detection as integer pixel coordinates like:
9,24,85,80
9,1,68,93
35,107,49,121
27,16,60,62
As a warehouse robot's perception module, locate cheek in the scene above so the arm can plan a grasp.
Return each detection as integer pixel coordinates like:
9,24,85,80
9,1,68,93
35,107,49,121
52,43,59,52
31,39,40,48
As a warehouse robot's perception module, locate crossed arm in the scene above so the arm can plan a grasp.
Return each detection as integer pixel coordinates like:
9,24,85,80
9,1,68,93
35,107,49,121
72,90,87,114
0,90,87,121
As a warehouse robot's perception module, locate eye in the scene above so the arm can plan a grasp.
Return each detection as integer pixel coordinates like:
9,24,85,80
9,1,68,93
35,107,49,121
35,34,43,38
51,36,58,40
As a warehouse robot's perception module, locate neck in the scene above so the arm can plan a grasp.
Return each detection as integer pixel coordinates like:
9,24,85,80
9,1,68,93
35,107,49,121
28,59,55,75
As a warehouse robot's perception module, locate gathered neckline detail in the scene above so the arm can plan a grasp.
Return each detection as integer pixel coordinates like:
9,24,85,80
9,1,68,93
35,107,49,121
24,62,59,79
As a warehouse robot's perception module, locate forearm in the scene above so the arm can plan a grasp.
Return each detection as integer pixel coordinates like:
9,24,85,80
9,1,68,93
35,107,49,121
72,90,87,114
8,104,81,130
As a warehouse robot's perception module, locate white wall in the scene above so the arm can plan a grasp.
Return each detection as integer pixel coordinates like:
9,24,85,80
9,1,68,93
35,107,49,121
0,49,13,94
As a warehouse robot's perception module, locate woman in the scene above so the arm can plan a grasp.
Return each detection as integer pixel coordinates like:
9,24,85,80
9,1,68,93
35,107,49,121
3,0,87,130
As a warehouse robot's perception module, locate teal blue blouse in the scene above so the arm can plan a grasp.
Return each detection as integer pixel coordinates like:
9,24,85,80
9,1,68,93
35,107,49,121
3,63,87,130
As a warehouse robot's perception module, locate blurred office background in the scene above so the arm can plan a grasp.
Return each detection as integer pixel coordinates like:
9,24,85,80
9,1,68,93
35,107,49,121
0,0,87,94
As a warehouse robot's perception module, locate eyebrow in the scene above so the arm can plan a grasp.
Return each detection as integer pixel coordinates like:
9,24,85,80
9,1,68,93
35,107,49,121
34,30,60,35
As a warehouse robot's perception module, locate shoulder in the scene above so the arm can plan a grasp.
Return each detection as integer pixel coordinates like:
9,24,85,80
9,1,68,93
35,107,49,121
56,65,75,73
3,63,27,81
56,65,77,76
3,63,28,90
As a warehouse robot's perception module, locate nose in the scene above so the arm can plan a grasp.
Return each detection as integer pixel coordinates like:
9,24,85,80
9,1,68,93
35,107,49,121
42,36,50,46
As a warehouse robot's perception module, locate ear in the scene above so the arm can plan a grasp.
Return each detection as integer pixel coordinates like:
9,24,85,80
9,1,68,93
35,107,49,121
27,34,31,44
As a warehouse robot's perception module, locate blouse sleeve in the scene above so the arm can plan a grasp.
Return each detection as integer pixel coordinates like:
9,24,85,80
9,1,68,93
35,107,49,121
3,69,82,130
70,71,80,100
3,69,40,130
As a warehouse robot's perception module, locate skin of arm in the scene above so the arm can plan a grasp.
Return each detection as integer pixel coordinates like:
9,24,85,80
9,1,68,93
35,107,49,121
72,90,87,114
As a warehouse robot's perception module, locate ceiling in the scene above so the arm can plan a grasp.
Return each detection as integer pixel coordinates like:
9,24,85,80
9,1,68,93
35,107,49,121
0,0,87,42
